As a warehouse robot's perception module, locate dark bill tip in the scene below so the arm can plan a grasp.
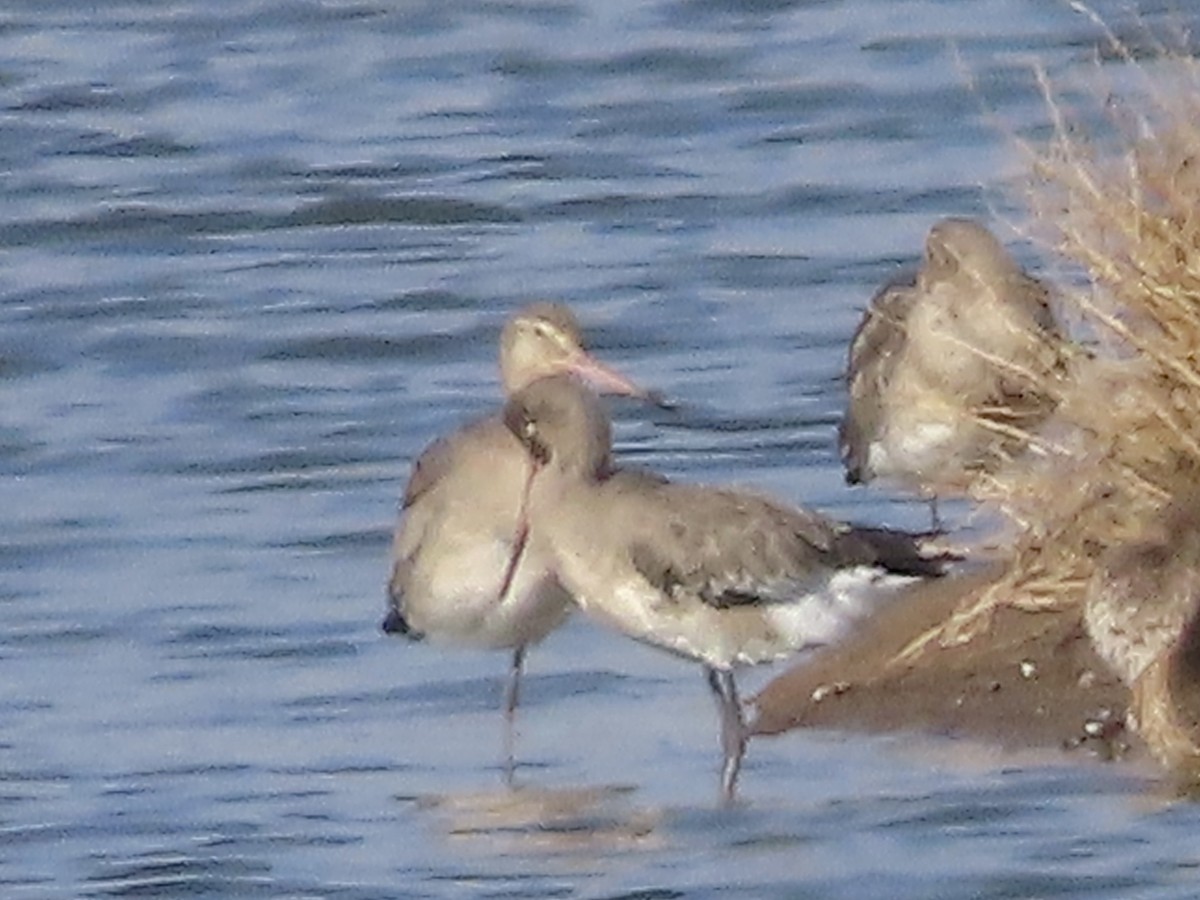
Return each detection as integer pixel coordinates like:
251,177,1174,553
644,388,678,411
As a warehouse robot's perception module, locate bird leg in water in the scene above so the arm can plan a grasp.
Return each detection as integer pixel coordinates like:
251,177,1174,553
495,458,541,786
706,667,747,805
927,494,943,532
502,644,525,786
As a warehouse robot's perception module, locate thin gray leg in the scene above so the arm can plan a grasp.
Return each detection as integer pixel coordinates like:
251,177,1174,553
502,645,525,786
705,667,746,805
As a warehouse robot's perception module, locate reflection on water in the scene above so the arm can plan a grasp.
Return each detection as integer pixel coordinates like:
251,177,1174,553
3,0,1200,896
415,784,665,854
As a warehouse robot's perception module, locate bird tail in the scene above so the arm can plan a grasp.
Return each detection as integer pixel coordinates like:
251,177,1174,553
382,561,425,640
842,526,961,577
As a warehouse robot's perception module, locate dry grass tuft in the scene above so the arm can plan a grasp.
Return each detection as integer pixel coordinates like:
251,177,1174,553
897,13,1200,659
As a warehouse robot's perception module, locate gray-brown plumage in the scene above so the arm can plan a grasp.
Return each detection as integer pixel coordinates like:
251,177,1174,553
839,218,1065,518
504,374,950,801
383,302,652,778
1084,498,1200,775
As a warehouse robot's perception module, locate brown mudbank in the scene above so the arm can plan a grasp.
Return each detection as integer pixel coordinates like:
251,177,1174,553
753,48,1200,779
751,565,1140,762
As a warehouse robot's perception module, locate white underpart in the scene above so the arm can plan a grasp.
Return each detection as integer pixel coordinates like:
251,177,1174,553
763,566,916,653
570,565,916,670
411,535,565,649
870,421,957,479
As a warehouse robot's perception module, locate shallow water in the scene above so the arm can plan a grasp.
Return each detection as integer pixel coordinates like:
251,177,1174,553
3,0,1200,896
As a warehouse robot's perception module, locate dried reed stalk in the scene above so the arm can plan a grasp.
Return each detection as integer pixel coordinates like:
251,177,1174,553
893,13,1200,663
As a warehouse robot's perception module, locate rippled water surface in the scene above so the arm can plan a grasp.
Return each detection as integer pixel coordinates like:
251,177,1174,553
5,0,1200,896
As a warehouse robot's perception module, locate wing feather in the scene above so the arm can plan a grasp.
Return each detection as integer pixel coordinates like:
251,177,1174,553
622,482,855,610
840,271,918,476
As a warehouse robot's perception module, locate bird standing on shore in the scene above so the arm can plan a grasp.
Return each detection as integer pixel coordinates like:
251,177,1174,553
840,218,1065,525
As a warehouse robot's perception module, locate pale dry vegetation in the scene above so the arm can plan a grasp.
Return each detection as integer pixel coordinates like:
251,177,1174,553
898,13,1200,660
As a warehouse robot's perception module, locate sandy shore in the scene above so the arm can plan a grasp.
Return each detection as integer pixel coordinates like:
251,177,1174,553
750,564,1142,766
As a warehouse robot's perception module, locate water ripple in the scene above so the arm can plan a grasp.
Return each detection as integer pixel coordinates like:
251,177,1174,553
2,0,1198,896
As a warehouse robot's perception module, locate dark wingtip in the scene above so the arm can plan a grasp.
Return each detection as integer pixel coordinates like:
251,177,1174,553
850,526,960,578
381,607,423,640
839,445,864,485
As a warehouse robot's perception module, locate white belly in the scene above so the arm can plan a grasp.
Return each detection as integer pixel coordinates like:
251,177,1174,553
403,536,571,650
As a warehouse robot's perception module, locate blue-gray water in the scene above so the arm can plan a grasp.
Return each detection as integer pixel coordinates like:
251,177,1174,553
4,1,1199,896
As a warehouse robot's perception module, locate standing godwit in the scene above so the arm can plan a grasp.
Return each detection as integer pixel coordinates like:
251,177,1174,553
383,303,655,778
840,218,1064,525
503,374,949,801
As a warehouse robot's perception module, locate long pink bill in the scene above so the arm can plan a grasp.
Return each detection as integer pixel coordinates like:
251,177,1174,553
568,353,673,409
